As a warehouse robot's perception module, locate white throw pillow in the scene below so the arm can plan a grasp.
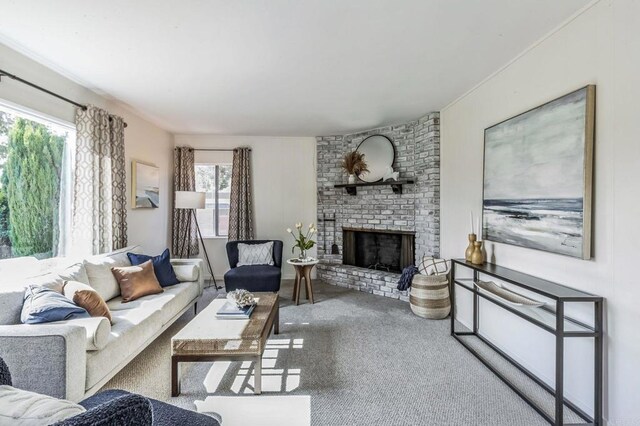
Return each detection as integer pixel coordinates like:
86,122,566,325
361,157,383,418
0,385,85,425
83,246,143,301
237,242,274,266
173,264,199,282
418,256,450,276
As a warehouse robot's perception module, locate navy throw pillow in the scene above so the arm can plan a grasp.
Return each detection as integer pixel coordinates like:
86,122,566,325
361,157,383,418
127,249,179,287
21,285,90,324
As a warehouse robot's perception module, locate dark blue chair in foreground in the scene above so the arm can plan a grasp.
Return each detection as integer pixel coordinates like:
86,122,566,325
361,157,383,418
224,240,283,293
0,356,219,426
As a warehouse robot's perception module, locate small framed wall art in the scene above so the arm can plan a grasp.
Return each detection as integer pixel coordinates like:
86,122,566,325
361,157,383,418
132,161,160,209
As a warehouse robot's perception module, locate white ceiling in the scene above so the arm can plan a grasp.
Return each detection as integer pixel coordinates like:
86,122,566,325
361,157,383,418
0,0,589,136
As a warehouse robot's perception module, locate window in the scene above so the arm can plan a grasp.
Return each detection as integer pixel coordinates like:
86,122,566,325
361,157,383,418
0,102,75,259
195,163,232,237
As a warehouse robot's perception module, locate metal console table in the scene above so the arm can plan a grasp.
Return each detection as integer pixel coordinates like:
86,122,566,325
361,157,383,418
450,259,603,426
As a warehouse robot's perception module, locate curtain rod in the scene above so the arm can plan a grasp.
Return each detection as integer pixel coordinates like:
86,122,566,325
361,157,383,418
178,148,252,152
0,68,128,128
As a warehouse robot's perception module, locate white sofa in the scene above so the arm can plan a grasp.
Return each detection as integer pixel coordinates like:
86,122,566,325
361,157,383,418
0,245,204,402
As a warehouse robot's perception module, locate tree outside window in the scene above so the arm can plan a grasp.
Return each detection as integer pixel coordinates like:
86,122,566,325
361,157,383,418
0,107,72,259
195,163,232,237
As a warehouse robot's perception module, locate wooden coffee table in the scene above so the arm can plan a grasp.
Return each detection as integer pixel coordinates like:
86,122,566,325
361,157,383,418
171,293,279,396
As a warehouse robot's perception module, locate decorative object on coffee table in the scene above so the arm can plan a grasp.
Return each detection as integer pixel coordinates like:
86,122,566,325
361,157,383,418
287,222,317,260
226,289,256,308
410,273,450,319
171,293,279,396
175,190,219,289
341,150,369,184
287,258,319,305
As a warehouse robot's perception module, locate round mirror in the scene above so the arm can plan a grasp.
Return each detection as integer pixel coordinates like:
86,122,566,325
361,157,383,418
356,135,395,182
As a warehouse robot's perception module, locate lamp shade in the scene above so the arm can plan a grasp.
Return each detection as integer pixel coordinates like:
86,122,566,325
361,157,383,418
175,191,206,209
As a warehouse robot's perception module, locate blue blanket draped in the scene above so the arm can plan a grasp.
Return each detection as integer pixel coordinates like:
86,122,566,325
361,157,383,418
397,265,419,291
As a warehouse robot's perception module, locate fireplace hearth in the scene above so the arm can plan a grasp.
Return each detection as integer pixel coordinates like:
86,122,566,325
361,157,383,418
342,228,415,273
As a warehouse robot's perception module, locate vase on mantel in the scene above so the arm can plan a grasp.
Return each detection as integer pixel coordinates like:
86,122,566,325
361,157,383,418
348,174,356,184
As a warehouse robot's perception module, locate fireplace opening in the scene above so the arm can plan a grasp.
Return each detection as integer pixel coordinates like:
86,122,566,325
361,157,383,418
342,228,415,273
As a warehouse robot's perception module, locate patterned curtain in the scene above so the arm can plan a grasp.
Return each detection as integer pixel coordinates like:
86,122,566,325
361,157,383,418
172,147,199,257
72,106,128,255
228,147,254,241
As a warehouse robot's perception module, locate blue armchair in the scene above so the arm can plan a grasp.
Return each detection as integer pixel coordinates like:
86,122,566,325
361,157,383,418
0,356,219,426
224,240,283,292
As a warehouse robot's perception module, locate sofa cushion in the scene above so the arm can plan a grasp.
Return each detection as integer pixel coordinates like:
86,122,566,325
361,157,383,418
21,285,90,324
237,242,274,266
111,261,163,303
63,281,112,323
127,249,179,288
0,384,85,425
173,264,199,282
83,246,143,301
107,282,199,326
84,304,161,389
57,263,90,286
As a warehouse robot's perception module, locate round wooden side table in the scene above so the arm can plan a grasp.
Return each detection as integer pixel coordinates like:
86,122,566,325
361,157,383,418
287,258,319,305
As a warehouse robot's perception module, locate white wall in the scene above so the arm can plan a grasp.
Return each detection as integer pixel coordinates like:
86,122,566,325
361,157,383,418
0,43,174,254
440,0,639,424
173,135,317,280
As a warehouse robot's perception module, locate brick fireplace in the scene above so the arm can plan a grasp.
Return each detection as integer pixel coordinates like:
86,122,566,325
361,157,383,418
315,112,440,302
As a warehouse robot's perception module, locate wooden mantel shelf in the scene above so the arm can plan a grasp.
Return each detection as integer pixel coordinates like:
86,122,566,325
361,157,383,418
334,178,415,195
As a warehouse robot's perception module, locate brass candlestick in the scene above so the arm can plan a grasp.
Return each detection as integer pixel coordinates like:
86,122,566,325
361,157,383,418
465,233,477,262
471,241,484,265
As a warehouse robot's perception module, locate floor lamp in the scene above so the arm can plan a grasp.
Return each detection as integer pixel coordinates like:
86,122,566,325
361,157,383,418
175,191,219,290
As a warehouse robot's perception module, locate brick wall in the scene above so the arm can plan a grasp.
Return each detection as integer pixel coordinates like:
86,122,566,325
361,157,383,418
315,112,440,300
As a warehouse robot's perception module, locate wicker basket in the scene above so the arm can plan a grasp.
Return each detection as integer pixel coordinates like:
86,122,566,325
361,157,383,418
410,273,451,319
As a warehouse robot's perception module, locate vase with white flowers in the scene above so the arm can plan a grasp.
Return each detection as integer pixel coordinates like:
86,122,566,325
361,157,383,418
287,222,317,260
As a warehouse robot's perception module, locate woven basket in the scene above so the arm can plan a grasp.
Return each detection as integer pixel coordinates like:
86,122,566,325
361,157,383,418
410,274,451,319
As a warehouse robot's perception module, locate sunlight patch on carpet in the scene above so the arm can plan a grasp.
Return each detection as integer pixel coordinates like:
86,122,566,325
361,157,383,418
195,395,310,426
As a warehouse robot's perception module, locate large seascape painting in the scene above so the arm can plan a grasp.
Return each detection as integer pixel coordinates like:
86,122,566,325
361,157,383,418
482,86,595,259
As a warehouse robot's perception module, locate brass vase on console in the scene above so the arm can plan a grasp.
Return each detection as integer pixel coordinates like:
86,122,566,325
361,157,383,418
465,234,477,262
471,241,484,265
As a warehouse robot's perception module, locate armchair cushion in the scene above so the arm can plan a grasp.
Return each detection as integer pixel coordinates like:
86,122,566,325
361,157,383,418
224,265,281,293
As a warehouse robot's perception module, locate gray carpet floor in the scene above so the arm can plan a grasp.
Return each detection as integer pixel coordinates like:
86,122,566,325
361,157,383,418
102,280,580,425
